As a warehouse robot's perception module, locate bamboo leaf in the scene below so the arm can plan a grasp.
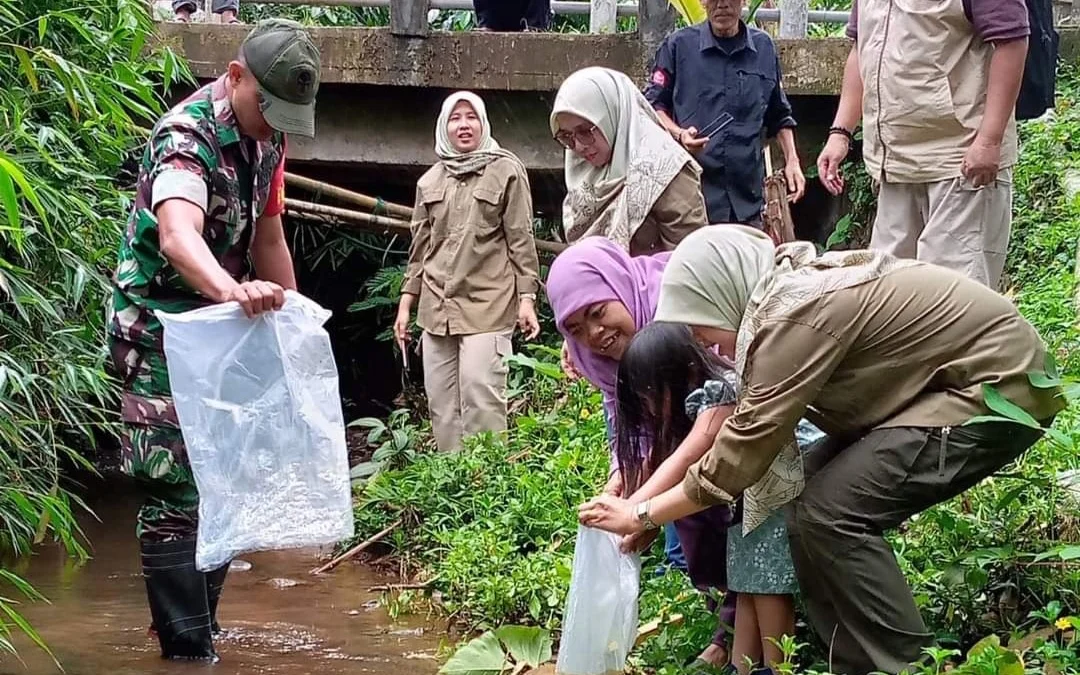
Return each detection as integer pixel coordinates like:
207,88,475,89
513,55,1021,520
14,47,39,92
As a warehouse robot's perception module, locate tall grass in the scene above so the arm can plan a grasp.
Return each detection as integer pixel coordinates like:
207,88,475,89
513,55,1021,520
0,0,188,660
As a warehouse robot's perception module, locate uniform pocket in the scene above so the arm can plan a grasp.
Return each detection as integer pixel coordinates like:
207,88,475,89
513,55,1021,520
473,183,505,230
494,333,513,375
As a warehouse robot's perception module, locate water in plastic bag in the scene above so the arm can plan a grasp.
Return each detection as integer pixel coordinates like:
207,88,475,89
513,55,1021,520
157,291,354,572
556,526,641,675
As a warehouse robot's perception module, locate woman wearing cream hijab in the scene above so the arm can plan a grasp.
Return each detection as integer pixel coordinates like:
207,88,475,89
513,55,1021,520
395,92,541,452
551,67,708,256
579,226,1064,675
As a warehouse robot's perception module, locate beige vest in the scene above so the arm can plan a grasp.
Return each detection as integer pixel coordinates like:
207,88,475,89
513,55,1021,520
857,0,1018,183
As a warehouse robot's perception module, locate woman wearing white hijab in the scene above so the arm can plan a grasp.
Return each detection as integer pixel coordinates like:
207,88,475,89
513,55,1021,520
579,226,1064,675
395,92,541,452
550,67,708,256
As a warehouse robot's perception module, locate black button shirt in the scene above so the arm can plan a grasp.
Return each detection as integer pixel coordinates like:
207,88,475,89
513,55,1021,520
644,22,797,224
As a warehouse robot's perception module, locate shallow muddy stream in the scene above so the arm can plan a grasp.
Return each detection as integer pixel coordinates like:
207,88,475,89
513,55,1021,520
0,486,440,675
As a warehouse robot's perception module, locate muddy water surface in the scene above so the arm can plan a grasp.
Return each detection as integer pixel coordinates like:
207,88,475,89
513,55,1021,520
0,488,440,675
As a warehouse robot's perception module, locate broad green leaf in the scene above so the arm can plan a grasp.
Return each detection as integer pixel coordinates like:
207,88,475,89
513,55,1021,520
995,651,1024,675
349,461,382,479
978,384,1041,428
966,634,1000,659
1058,545,1080,561
348,417,385,429
493,626,552,668
0,168,20,231
439,631,506,675
667,0,706,24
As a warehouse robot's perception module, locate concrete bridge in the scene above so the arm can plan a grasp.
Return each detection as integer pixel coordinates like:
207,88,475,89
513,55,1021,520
154,9,1080,220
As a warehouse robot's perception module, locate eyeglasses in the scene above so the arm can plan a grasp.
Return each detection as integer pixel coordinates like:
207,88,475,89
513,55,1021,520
554,124,600,150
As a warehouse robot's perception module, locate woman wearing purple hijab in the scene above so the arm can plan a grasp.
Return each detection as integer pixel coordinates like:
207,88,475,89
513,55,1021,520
547,236,736,671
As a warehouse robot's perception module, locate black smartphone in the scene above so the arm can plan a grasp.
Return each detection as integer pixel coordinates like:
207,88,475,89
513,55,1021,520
698,111,734,139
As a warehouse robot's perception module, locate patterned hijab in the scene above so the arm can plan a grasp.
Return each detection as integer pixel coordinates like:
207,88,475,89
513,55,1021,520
435,91,521,177
550,67,698,249
656,226,918,533
547,236,670,400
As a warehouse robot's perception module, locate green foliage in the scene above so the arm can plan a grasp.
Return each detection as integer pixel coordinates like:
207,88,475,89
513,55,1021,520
439,626,554,674
349,263,408,343
348,408,425,482
351,353,608,629
0,0,185,659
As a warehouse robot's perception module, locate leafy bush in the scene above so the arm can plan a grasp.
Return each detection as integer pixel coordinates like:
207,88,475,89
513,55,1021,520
0,0,185,660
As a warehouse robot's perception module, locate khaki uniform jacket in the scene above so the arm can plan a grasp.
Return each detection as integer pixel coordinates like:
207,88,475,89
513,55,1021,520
684,263,1065,505
856,0,1018,183
403,157,541,336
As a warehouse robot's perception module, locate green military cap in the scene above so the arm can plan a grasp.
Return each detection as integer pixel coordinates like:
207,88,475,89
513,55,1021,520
241,18,321,137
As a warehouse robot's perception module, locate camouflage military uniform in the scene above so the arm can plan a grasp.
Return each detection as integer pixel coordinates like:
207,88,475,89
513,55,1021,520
108,75,286,543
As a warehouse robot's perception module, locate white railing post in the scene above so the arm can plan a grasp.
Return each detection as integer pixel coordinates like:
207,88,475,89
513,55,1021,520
779,0,809,37
590,0,618,33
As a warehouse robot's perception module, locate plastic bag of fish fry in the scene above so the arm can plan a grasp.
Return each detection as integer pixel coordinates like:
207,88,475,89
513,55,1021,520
556,526,641,675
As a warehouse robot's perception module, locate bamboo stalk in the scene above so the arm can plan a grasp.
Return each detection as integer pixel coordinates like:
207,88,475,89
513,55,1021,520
285,172,414,219
287,198,412,235
286,198,568,254
310,519,403,575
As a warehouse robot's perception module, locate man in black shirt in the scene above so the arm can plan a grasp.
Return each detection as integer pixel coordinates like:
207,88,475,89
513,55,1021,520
643,0,805,226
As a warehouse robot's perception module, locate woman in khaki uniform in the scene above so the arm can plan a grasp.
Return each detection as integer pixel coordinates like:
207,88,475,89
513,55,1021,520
580,226,1065,675
550,67,708,257
394,92,541,452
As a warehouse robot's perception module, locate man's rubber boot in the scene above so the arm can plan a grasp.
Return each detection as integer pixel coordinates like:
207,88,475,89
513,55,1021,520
141,538,217,661
205,563,229,635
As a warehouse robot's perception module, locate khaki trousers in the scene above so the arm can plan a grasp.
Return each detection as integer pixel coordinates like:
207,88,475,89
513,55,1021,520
785,421,1044,675
421,331,512,452
871,169,1012,289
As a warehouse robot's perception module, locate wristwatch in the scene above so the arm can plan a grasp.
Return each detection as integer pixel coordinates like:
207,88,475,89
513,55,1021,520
634,500,659,531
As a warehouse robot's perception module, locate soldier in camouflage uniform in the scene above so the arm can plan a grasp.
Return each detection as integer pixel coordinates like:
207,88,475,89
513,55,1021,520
106,19,320,661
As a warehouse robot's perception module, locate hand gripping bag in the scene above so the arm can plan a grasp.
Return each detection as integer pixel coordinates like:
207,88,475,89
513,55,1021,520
556,526,641,675
157,291,354,571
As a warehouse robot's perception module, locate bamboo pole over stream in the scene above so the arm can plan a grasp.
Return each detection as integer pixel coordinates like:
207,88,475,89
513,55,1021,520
286,198,569,255
285,172,414,219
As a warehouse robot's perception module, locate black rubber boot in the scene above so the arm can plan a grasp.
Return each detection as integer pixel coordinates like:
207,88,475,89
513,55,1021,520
140,538,217,661
205,563,229,635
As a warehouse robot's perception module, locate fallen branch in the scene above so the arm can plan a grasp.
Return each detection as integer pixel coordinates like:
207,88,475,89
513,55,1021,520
286,198,568,255
310,519,403,575
634,613,684,647
368,582,431,592
285,172,414,219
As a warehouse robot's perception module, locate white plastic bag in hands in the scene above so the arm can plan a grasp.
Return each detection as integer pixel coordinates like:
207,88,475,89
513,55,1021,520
157,291,354,571
555,526,641,675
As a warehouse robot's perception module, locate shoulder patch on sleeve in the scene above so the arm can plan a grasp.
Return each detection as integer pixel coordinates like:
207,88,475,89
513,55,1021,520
651,69,669,88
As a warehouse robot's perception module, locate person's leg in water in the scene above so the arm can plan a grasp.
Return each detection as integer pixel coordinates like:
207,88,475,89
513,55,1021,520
127,425,220,660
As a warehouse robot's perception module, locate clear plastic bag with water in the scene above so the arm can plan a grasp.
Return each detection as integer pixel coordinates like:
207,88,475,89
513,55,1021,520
556,526,641,675
157,291,354,572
